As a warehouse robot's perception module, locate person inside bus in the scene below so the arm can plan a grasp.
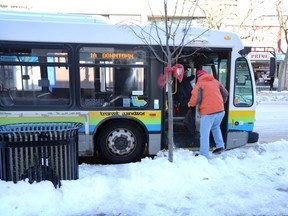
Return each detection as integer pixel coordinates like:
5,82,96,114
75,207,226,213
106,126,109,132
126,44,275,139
180,61,196,133
177,61,195,111
188,69,229,158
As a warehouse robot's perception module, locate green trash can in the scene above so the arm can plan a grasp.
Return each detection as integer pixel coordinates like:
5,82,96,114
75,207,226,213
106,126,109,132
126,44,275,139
0,122,83,188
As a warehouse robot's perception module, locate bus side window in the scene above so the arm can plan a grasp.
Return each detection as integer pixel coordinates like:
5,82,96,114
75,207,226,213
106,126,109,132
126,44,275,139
234,58,253,107
79,66,113,107
0,46,71,107
79,46,147,108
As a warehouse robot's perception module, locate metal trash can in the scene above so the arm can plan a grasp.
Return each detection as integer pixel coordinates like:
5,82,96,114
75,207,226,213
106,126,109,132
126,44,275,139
0,122,83,188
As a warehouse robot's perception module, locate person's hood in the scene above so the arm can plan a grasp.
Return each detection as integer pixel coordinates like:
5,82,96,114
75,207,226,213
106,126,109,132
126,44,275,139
198,73,214,81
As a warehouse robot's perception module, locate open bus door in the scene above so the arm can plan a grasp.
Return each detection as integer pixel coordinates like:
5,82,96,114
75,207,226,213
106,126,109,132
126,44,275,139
171,49,258,152
172,51,230,151
172,59,199,149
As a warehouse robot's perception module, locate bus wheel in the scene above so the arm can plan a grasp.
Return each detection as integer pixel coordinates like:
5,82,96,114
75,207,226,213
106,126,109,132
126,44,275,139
97,120,145,164
248,131,259,143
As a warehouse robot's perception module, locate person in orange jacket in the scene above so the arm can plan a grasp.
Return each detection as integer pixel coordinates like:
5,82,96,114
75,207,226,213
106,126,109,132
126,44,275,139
188,70,229,158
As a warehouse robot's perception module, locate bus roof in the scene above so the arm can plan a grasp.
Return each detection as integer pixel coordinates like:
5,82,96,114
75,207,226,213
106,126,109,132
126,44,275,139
0,11,243,49
0,11,111,24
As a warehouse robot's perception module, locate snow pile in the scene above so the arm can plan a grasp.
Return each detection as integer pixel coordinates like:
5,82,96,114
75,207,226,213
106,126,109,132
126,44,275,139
1,142,288,216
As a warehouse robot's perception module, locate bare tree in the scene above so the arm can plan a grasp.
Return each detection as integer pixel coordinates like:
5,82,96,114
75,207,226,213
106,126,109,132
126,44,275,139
234,0,265,34
128,0,202,162
197,0,236,29
275,0,288,91
197,0,265,34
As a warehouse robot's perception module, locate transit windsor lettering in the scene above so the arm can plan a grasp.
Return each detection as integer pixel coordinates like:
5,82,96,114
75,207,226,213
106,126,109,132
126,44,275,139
99,111,145,116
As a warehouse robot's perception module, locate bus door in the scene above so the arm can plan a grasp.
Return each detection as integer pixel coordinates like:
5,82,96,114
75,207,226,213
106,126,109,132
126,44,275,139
172,51,230,150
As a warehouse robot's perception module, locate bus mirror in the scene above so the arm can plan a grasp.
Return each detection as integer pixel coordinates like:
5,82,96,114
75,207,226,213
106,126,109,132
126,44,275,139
269,57,276,77
238,47,251,56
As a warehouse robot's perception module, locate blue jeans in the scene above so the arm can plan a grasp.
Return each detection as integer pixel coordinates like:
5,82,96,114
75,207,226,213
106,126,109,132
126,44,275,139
199,111,225,158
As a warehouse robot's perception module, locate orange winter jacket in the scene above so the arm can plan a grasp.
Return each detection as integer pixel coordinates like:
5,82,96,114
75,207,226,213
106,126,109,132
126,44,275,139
188,73,228,115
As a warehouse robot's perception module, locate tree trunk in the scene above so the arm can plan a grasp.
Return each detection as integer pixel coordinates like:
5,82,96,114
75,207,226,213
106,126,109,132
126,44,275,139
277,49,288,92
167,72,174,162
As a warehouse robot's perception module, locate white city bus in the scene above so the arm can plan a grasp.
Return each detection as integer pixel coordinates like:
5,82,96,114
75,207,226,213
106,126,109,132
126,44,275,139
0,11,258,163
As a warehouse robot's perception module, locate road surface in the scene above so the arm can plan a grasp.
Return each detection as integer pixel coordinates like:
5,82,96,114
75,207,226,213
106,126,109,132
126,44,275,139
254,101,288,143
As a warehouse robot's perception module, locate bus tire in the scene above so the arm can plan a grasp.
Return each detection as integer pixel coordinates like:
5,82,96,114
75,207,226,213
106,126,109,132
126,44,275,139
97,120,145,164
248,131,259,143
